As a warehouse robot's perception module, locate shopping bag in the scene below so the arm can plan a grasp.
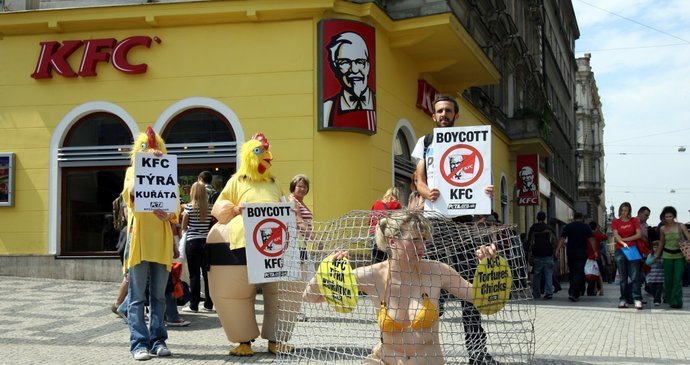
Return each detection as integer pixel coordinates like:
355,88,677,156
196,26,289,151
621,246,642,261
584,259,600,282
178,231,187,260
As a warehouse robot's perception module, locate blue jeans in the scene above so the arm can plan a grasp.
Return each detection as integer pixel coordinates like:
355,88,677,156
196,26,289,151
165,290,181,322
614,249,641,302
532,256,555,298
128,261,169,353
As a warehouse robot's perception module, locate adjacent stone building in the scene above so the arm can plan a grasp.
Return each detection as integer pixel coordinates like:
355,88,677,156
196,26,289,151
575,53,606,225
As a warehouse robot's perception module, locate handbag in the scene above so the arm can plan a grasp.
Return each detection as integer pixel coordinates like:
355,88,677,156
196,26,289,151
679,241,690,263
677,225,690,263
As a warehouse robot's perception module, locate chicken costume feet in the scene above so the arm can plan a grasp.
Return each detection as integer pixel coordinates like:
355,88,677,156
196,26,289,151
268,341,294,354
229,342,254,356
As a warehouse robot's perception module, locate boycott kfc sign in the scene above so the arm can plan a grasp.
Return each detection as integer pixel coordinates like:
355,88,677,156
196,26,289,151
31,36,160,79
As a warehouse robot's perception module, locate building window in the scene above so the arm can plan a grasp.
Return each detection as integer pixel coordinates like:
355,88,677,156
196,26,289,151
161,108,237,203
393,128,414,207
59,113,132,256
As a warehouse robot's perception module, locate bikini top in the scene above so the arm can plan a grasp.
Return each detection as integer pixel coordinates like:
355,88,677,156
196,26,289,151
377,273,439,332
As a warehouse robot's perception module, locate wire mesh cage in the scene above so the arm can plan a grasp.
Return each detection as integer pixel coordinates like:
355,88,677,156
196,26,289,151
276,210,535,364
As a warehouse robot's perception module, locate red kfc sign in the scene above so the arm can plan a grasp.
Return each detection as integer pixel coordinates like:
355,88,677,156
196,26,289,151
517,154,539,206
416,79,440,116
31,36,159,79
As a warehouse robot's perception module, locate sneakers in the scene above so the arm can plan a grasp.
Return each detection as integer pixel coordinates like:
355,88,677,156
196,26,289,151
150,345,172,357
132,348,151,361
618,301,628,308
568,296,579,302
165,319,191,327
654,302,661,306
200,306,215,313
634,300,643,310
181,306,198,313
544,294,553,300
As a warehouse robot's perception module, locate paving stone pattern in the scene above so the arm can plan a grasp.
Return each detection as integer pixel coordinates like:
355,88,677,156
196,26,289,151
0,276,688,364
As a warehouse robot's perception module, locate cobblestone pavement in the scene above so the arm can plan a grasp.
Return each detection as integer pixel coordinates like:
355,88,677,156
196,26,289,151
0,276,688,364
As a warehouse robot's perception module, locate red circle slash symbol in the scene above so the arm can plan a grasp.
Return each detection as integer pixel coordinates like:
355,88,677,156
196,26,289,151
439,144,484,187
252,218,289,257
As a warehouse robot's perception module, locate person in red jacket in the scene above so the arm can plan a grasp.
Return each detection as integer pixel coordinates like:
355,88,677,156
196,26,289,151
370,187,402,263
588,221,608,296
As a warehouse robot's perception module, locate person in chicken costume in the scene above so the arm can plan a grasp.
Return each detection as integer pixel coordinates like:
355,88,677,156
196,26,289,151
121,126,181,360
206,132,301,356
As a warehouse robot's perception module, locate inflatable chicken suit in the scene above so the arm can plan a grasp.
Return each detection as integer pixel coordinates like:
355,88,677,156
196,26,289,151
206,132,300,356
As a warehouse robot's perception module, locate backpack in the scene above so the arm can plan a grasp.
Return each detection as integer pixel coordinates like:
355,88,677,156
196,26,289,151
207,188,219,205
112,195,127,231
530,225,557,258
419,133,434,177
169,262,190,305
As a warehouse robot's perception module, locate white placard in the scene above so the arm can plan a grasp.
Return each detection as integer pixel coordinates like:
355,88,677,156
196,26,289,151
243,202,299,284
430,125,492,216
133,153,179,213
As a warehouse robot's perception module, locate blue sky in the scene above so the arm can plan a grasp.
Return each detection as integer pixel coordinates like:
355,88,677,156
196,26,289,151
572,0,690,225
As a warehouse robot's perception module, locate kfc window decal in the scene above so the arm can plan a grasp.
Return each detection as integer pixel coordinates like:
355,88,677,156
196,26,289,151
317,19,376,135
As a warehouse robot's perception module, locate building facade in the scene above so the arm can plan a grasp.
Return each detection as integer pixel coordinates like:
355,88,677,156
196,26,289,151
0,0,520,280
575,53,606,225
382,0,581,234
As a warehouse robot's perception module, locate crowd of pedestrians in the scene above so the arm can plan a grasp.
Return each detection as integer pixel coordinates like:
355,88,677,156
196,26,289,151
525,202,690,311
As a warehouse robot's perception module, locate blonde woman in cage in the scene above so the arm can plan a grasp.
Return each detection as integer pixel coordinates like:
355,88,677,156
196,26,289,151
303,211,496,365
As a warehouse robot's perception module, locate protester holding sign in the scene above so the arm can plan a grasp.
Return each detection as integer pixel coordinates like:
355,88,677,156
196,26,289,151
410,94,499,365
205,133,300,356
120,127,180,361
303,211,497,365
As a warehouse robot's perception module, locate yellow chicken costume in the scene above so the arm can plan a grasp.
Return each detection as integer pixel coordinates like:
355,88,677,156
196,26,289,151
206,132,300,356
121,126,179,272
120,126,180,356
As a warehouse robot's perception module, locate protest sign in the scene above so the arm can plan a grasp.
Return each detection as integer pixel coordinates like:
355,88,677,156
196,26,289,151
133,153,178,213
243,202,299,284
430,125,492,215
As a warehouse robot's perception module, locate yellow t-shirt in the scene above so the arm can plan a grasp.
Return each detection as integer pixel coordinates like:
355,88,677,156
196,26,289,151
121,166,180,272
218,175,284,250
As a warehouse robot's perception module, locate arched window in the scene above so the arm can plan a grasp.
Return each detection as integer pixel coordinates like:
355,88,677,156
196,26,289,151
161,108,237,203
393,127,415,207
59,113,132,256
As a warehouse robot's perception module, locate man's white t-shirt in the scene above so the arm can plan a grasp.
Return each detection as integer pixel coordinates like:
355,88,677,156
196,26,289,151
411,135,436,212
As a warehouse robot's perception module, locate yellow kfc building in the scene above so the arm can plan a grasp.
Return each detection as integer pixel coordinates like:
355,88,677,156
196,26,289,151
0,1,516,280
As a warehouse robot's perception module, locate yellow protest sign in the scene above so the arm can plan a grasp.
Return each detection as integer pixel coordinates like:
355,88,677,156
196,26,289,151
316,256,358,313
472,256,512,315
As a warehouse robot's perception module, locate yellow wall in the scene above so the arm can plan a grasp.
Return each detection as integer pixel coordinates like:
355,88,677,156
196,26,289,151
0,2,513,255
0,17,319,253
